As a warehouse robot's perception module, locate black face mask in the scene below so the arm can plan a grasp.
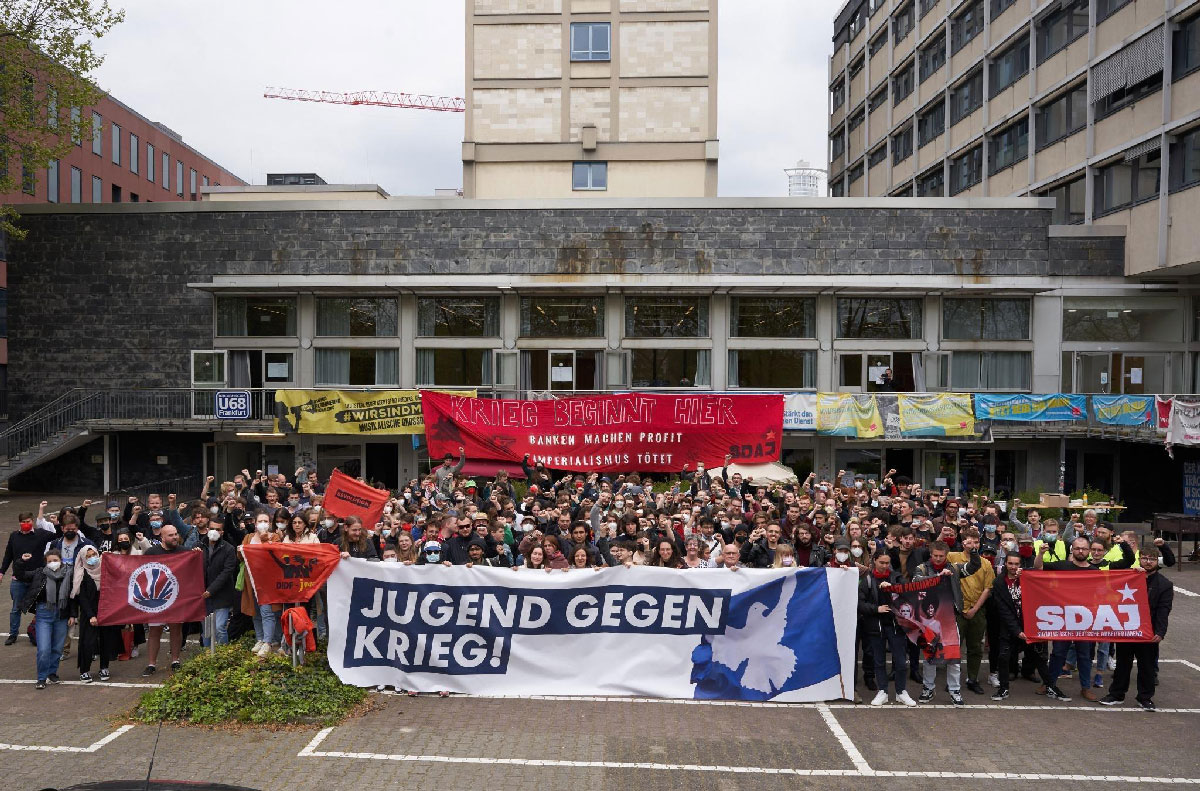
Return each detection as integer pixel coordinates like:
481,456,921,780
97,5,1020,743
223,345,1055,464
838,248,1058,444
117,542,131,552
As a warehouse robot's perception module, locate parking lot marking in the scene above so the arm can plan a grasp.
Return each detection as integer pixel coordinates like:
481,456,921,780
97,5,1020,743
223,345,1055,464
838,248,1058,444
816,703,871,773
1174,585,1200,598
0,724,134,754
0,678,162,689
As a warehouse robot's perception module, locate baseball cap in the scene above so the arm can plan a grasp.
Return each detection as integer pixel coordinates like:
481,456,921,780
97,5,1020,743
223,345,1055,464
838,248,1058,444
424,540,442,554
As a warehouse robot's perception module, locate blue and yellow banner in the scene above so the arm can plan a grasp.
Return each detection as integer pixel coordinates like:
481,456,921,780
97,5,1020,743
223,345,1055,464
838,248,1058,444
816,393,884,437
898,393,976,436
1092,395,1154,426
974,393,1086,422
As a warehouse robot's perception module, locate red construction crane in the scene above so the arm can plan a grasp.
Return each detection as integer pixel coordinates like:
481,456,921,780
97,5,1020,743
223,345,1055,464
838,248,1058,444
264,87,466,113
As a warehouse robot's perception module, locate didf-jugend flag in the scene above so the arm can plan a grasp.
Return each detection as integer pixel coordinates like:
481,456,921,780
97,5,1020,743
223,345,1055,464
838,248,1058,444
242,542,342,605
97,552,207,626
323,469,389,527
1021,570,1154,642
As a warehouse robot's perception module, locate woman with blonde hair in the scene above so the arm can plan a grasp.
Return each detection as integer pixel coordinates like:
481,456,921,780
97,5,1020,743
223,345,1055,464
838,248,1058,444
772,543,798,569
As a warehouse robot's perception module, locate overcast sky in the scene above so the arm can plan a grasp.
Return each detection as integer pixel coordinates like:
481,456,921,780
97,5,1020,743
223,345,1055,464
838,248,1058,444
93,1,839,196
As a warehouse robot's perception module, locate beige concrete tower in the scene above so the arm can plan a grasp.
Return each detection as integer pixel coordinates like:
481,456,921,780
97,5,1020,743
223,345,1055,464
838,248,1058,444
463,0,719,198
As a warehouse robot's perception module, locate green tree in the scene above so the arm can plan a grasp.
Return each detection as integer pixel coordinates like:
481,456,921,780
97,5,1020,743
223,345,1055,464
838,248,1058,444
1,0,124,236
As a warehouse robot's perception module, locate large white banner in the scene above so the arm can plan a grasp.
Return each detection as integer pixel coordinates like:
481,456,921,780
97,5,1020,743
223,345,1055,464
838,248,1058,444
327,562,858,702
783,393,817,431
1167,399,1200,451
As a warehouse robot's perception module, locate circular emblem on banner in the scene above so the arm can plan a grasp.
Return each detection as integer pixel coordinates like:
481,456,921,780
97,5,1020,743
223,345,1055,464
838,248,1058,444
128,562,179,614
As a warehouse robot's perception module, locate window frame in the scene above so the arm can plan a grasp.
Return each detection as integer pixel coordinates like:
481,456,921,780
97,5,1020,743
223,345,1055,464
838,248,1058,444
951,0,984,54
1035,83,1087,150
111,123,121,165
941,297,1032,340
625,296,710,339
519,296,605,338
919,32,947,82
1094,149,1162,216
893,61,915,102
572,161,608,191
836,297,924,339
917,166,945,196
215,296,299,338
949,145,983,194
892,125,914,164
1169,126,1200,193
868,144,888,168
191,350,227,388
917,99,946,147
893,2,915,42
570,21,611,62
989,34,1030,98
1041,176,1086,224
727,349,817,389
988,116,1029,174
1036,0,1089,64
950,68,983,125
1173,14,1200,81
91,112,102,156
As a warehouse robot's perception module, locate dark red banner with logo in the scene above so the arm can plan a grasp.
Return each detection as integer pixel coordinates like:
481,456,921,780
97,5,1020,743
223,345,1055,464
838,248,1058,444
420,391,784,473
323,469,388,527
889,575,961,661
241,543,341,605
97,552,207,626
1021,570,1153,642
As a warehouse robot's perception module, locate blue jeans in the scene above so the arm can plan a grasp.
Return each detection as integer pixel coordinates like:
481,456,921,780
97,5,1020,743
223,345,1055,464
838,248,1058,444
201,607,230,647
9,578,29,636
34,604,68,682
1049,640,1094,690
252,603,279,645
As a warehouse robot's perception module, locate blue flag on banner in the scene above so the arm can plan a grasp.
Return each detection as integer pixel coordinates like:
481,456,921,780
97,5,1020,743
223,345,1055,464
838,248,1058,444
690,569,839,701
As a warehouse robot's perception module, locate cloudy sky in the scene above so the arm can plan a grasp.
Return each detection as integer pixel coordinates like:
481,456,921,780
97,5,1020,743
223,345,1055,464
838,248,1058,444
93,0,839,196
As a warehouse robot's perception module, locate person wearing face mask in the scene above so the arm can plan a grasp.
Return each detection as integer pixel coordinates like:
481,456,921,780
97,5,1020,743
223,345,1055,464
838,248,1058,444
1033,518,1068,564
46,513,94,569
69,546,119,682
978,517,1002,555
2,511,56,646
317,510,343,545
197,520,237,647
240,513,282,657
21,549,72,688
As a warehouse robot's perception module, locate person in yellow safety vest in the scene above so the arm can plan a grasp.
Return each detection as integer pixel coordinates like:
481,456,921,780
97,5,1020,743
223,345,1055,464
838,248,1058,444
1089,524,1129,568
1033,518,1068,564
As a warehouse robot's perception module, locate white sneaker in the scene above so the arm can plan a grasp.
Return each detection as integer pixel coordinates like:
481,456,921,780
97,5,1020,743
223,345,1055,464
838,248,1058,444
131,647,139,658
988,672,1000,688
251,641,266,654
870,690,889,706
896,690,917,707
1107,657,1117,671
255,643,272,657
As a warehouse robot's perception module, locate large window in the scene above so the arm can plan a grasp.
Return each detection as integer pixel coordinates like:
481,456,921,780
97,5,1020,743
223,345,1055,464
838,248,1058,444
832,81,846,111
950,69,983,124
1041,177,1085,224
831,130,846,161
47,160,58,203
191,351,226,386
91,175,101,203
990,0,1017,20
893,62,915,102
870,29,889,56
1095,73,1161,118
919,33,946,82
1036,83,1087,149
837,298,922,339
417,349,492,386
848,108,865,132
1095,150,1160,215
418,297,499,337
893,125,914,164
572,162,607,191
869,85,889,112
951,351,1031,390
918,100,945,147
917,166,945,196
1174,15,1200,80
317,349,399,386
630,349,710,388
942,298,1030,339
316,298,398,337
216,297,298,337
520,296,604,337
625,296,709,338
949,145,982,194
570,22,610,61
893,2,915,41
129,133,138,174
1037,0,1088,63
951,0,984,53
176,160,184,196
111,123,121,165
990,35,1029,97
989,116,1028,174
869,144,888,168
1170,126,1200,192
1063,298,1183,342
91,112,101,156
1097,0,1131,22
731,297,815,337
729,350,816,389
69,166,81,203
147,143,155,182
162,152,169,190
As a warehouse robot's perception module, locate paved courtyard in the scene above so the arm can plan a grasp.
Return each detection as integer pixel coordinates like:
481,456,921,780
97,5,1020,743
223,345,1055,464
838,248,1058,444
3,493,1200,791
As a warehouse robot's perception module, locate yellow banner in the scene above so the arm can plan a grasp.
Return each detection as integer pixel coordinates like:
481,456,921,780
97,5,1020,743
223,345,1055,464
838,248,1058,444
816,393,884,437
274,390,474,435
897,393,976,437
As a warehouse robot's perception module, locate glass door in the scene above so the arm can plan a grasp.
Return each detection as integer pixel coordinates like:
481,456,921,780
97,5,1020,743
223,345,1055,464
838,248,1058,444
1075,352,1112,393
1120,354,1166,394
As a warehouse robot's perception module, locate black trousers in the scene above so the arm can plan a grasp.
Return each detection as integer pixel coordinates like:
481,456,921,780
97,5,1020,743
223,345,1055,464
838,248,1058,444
995,632,1049,691
78,620,122,674
1108,642,1159,703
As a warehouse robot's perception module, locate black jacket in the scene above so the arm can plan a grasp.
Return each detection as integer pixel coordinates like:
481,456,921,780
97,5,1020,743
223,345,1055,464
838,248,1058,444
857,569,905,636
740,538,789,568
19,567,71,618
887,546,930,582
1146,570,1173,639
990,571,1024,638
202,540,239,610
2,530,54,582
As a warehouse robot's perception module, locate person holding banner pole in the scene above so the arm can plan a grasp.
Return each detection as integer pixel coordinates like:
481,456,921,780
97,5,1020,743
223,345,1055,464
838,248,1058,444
1100,546,1174,710
142,526,188,675
858,553,917,707
988,553,1063,702
912,541,980,706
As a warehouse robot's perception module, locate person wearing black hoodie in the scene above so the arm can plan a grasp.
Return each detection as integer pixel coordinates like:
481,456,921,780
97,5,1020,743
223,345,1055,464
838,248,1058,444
2,512,54,645
1100,546,1174,710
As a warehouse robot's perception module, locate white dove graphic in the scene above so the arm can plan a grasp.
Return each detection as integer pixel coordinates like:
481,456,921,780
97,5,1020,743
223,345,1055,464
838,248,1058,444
709,574,799,694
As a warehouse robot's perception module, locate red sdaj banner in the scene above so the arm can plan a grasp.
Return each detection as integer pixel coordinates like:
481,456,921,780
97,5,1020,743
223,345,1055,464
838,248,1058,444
889,575,961,661
324,469,389,526
1021,570,1153,642
420,391,785,473
242,543,342,605
97,552,207,626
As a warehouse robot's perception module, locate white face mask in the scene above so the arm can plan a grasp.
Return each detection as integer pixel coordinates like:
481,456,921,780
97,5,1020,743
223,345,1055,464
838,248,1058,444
209,506,220,516
851,546,864,558
835,551,850,563
323,519,335,529
207,529,221,543
1004,540,1016,552
255,522,269,534
45,561,62,572
275,522,287,530
382,557,398,563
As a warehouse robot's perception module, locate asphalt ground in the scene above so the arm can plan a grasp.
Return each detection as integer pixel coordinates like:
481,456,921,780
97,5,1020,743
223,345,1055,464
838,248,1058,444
3,492,1200,791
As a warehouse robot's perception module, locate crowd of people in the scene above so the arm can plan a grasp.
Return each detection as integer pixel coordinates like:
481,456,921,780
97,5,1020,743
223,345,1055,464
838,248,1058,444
0,449,1178,708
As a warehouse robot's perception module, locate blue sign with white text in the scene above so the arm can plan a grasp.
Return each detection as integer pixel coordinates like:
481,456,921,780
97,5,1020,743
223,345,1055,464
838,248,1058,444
214,390,252,419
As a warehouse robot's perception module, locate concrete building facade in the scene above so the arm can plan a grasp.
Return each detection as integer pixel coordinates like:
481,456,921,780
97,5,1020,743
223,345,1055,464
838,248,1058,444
463,0,719,198
827,0,1200,279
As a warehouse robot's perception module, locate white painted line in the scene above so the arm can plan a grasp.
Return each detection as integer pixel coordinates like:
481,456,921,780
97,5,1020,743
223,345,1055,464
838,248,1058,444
1174,585,1200,598
0,724,134,754
0,678,162,689
816,703,872,773
1165,659,1200,674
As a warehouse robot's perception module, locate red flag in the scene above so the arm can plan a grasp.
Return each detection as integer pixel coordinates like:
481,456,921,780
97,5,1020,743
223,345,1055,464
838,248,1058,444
1021,570,1154,642
323,469,389,527
97,552,207,626
242,543,341,605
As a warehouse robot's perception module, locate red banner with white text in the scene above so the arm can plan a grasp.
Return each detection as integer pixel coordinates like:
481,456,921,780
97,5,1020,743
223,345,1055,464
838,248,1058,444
420,391,784,473
241,543,342,605
323,469,389,527
1021,570,1153,642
